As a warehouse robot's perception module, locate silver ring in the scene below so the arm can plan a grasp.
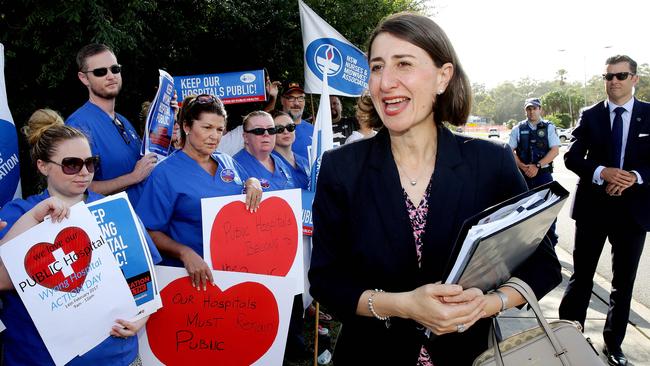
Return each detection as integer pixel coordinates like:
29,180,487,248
456,323,466,333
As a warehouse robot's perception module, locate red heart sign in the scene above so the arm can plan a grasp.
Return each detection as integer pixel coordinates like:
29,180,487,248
146,278,279,365
210,196,298,276
23,226,93,292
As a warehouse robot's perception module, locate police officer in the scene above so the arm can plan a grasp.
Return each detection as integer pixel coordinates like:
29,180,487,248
509,97,560,244
509,97,560,188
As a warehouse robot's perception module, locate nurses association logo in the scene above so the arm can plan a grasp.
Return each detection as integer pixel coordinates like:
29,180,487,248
260,179,271,189
220,168,235,183
313,44,342,77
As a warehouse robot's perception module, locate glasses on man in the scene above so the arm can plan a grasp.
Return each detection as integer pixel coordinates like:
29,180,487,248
602,72,635,81
46,156,100,175
275,124,296,133
83,64,122,77
113,116,131,144
283,96,305,103
244,127,278,136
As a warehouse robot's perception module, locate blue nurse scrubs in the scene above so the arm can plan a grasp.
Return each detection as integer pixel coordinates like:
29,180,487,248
135,151,248,267
66,101,143,205
272,151,309,189
233,149,296,191
291,120,314,160
0,189,161,366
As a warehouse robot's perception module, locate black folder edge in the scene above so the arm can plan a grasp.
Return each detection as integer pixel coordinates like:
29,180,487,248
442,181,570,286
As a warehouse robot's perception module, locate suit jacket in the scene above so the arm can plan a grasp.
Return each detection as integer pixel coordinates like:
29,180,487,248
565,98,650,231
309,126,561,365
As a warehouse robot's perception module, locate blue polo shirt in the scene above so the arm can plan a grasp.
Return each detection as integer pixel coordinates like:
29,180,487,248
136,151,249,267
291,120,314,160
0,189,161,366
233,149,295,191
66,101,143,204
272,151,310,189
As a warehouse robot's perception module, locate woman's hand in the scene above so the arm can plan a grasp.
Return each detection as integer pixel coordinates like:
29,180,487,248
110,316,149,339
405,284,487,335
244,178,263,212
31,197,70,223
179,247,214,291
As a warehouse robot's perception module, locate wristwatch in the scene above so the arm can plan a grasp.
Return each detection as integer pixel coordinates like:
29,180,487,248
535,163,542,169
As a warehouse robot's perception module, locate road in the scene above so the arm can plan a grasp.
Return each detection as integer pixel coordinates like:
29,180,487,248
483,132,650,309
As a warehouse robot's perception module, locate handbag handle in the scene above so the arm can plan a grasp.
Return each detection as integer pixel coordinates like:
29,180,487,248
488,277,571,366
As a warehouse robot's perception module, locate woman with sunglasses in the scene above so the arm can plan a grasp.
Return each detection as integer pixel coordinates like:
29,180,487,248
0,108,162,366
309,13,561,365
136,94,262,290
234,110,296,191
271,111,310,189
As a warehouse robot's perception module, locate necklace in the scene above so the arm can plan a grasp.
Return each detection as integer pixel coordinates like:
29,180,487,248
395,163,422,186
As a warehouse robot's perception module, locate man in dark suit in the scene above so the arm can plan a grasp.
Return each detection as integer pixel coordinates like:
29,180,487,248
559,55,650,366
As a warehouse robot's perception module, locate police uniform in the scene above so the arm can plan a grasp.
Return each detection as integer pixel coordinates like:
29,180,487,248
509,119,560,188
0,189,162,366
135,151,249,267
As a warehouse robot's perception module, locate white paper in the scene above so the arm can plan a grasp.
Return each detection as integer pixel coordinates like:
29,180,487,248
0,203,137,365
201,189,304,294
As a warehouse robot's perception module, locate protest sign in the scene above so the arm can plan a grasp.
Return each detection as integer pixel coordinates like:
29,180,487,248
301,190,315,235
138,266,293,366
174,70,266,105
201,189,304,293
87,192,161,319
0,203,137,365
0,43,21,208
141,69,175,160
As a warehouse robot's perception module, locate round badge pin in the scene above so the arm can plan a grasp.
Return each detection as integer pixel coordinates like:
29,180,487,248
220,168,235,183
537,130,546,138
260,179,271,189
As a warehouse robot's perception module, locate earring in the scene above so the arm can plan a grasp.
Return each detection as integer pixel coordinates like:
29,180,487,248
438,89,444,95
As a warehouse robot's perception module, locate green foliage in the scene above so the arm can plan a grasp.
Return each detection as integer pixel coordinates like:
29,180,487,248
545,113,571,129
506,119,517,129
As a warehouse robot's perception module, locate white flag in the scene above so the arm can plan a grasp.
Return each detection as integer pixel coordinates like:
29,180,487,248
0,43,21,208
308,55,334,192
299,0,369,97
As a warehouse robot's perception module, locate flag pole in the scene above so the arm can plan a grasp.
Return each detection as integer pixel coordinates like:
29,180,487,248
314,302,320,366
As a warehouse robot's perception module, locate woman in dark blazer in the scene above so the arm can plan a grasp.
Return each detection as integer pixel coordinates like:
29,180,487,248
309,13,562,366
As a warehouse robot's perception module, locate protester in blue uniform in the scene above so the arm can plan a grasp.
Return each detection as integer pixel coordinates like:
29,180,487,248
234,110,296,191
0,109,161,366
280,82,314,159
66,43,158,206
136,95,262,290
271,111,310,189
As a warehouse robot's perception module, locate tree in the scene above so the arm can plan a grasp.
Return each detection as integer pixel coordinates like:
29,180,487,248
1,0,424,196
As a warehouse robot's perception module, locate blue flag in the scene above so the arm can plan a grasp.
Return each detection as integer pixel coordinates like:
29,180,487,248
0,43,21,208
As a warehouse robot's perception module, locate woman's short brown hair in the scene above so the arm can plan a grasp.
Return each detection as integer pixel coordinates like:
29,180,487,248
365,12,471,126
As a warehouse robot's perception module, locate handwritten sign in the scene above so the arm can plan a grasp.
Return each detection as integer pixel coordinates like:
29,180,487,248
87,192,161,318
138,266,293,366
201,189,304,294
174,70,266,105
0,203,136,365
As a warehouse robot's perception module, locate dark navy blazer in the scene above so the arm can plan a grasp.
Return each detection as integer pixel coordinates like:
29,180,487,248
565,99,650,231
309,126,561,365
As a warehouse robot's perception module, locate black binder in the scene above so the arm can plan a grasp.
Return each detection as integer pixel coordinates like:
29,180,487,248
442,181,570,293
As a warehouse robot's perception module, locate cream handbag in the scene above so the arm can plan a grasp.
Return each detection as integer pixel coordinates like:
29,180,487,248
473,278,606,366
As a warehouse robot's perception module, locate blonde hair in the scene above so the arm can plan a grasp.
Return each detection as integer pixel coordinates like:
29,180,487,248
23,108,86,164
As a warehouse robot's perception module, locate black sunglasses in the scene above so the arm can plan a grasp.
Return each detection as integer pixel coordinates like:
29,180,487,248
602,72,634,81
46,156,99,175
187,94,218,109
244,127,278,136
83,64,122,77
275,124,296,133
113,116,130,145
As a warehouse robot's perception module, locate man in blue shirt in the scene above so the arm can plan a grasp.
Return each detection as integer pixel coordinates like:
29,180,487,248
66,43,157,205
280,82,314,160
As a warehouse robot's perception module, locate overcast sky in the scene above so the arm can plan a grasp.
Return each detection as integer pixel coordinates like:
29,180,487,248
430,0,650,87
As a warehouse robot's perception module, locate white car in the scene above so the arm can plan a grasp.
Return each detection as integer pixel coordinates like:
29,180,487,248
488,128,499,138
557,128,574,143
